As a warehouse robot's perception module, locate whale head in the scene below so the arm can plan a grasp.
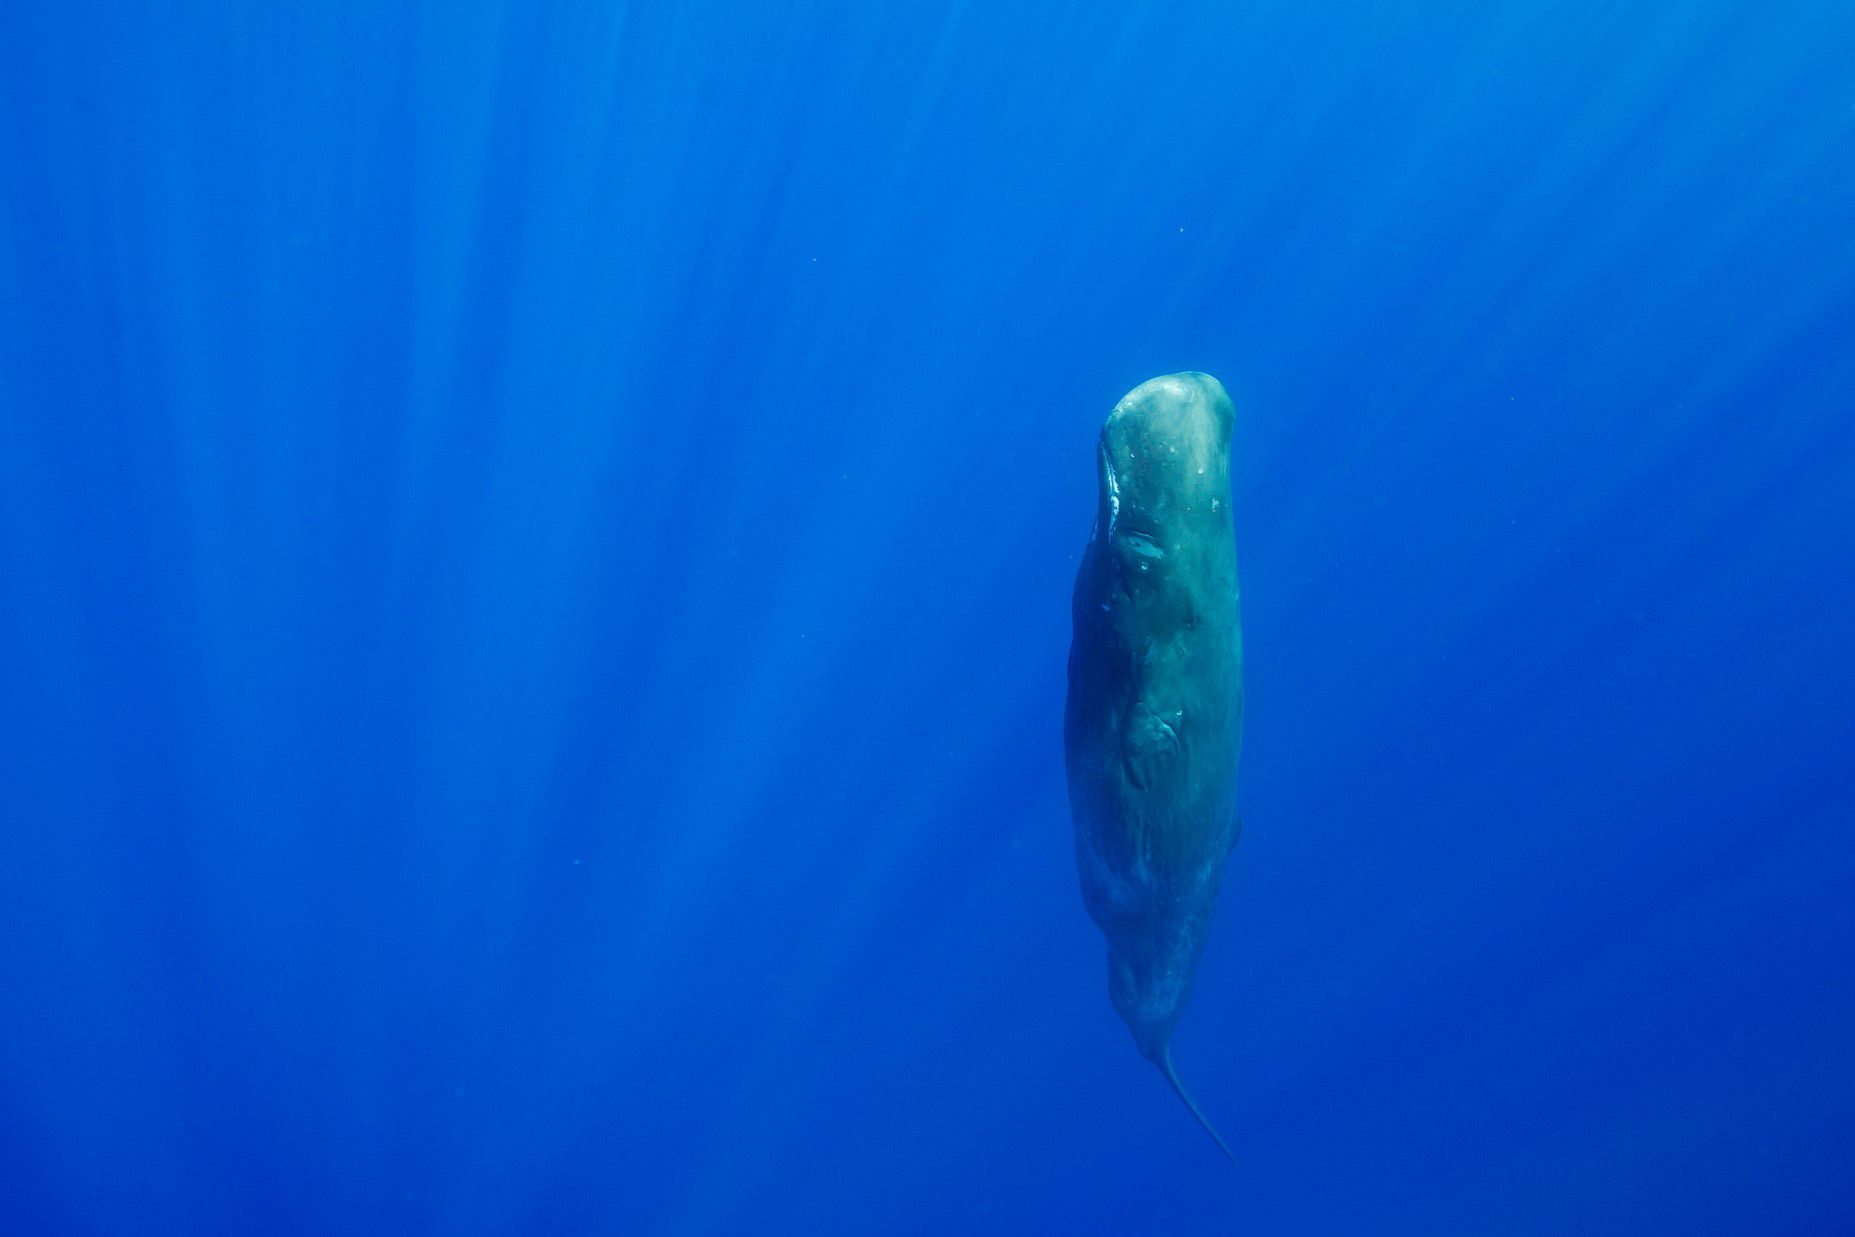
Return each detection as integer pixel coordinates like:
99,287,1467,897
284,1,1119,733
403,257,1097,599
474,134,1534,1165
1094,371,1233,558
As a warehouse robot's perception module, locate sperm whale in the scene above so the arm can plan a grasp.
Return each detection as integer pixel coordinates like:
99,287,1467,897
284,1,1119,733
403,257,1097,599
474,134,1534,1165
1063,372,1244,1163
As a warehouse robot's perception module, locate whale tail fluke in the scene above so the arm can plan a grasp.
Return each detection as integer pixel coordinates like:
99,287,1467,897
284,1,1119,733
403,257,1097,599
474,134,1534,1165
1158,1045,1237,1166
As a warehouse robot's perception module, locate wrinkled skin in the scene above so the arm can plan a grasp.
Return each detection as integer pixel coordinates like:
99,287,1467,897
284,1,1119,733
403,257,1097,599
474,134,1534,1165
1064,372,1243,1063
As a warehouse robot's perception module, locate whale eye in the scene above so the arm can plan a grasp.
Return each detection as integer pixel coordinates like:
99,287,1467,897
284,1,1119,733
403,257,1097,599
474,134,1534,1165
1119,530,1163,560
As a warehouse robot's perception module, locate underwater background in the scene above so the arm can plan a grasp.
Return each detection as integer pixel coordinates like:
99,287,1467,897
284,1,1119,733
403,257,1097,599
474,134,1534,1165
2,2,1853,1233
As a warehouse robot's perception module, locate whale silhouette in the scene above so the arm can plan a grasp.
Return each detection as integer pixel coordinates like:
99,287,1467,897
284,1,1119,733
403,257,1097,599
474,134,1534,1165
1064,372,1244,1163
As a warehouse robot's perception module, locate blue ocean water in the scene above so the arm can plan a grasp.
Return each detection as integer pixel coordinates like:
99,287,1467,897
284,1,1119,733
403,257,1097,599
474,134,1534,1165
2,2,1852,1233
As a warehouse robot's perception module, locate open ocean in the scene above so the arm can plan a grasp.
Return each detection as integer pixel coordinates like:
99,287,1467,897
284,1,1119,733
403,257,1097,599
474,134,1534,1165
2,2,1852,1233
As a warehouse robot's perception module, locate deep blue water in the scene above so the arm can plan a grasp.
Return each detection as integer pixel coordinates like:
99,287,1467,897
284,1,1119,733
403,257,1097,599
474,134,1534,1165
3,2,1853,1233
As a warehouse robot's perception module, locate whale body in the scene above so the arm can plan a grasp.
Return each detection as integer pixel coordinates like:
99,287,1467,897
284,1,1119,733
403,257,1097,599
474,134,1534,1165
1063,372,1243,1162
